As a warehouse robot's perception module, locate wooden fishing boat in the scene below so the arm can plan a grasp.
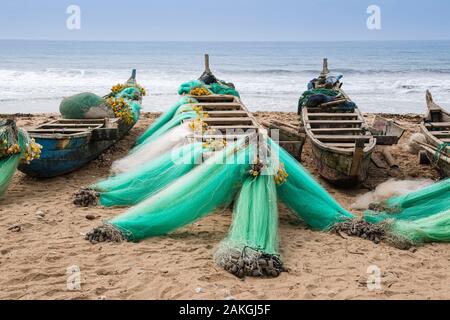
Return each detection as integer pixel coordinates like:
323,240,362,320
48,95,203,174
300,59,376,186
185,92,261,157
184,55,262,154
18,70,142,178
418,90,450,177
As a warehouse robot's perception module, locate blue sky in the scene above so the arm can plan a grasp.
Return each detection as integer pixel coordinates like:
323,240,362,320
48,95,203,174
0,0,449,41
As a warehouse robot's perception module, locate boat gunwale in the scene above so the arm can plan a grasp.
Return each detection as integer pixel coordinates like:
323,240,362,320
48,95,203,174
420,94,450,151
26,118,124,140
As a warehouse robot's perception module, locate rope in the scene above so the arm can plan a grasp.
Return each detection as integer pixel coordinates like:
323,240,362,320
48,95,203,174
433,142,449,166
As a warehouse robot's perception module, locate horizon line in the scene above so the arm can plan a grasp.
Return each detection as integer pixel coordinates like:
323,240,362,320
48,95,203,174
1,38,450,43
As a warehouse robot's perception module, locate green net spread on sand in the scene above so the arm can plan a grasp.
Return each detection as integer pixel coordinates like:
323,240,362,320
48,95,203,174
92,142,204,207
363,179,450,245
85,78,450,279
136,97,198,145
108,138,254,240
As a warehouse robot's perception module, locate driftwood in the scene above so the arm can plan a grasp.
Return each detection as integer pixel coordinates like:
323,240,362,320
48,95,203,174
381,147,399,168
371,152,388,169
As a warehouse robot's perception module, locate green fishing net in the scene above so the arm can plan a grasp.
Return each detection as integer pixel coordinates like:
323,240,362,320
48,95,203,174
0,127,30,198
272,139,353,230
92,142,204,207
217,171,279,255
59,93,109,119
136,97,198,145
215,169,284,278
364,179,450,223
60,83,142,123
273,137,450,245
133,111,197,151
84,74,450,280
387,210,450,244
298,88,339,108
178,80,240,97
362,178,450,245
107,139,255,241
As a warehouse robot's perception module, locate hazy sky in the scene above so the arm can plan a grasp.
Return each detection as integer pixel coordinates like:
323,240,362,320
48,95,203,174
0,0,449,41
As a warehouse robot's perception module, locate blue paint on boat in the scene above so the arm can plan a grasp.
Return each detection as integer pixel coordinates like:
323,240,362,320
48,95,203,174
19,120,134,178
19,69,142,178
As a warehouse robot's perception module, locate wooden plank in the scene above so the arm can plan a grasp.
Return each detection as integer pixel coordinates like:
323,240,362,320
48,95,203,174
270,119,299,131
40,124,102,128
195,102,242,108
29,128,88,133
425,122,450,128
28,130,87,136
373,135,399,145
307,113,358,118
192,96,235,103
432,131,450,138
205,111,248,117
307,107,355,113
54,119,107,123
308,120,363,125
349,139,365,176
190,134,254,139
204,117,254,125
315,135,371,141
209,125,259,131
199,105,243,111
311,128,363,133
325,142,370,148
317,98,349,108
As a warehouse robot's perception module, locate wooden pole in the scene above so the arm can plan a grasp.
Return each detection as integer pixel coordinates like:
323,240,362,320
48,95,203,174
204,54,211,73
127,69,137,84
349,138,365,177
320,58,329,78
381,147,399,168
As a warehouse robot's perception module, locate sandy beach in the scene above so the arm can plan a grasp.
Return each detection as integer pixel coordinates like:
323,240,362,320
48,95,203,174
0,111,448,300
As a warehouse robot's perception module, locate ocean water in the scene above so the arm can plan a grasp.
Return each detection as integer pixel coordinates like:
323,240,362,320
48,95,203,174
1,40,450,114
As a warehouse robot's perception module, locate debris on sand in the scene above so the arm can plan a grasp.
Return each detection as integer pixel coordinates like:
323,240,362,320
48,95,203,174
74,188,99,207
85,224,126,244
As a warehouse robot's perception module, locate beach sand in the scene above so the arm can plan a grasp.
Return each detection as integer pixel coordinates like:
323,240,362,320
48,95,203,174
0,112,448,300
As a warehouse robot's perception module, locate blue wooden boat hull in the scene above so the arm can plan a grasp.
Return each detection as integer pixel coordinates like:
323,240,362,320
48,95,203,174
19,121,134,178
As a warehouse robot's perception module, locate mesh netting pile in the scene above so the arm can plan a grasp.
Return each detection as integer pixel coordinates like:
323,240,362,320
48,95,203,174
82,78,450,279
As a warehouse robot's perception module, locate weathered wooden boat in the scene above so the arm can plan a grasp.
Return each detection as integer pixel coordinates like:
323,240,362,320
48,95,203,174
18,70,142,178
300,59,376,186
418,90,450,177
186,64,259,146
185,55,305,162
